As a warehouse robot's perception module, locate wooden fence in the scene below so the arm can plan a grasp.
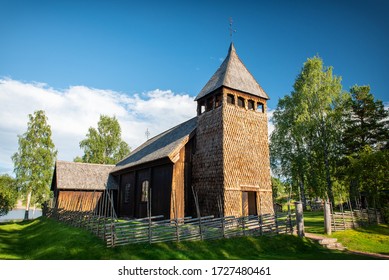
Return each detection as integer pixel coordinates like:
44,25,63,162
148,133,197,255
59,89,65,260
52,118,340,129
47,193,295,247
104,212,295,247
331,208,382,232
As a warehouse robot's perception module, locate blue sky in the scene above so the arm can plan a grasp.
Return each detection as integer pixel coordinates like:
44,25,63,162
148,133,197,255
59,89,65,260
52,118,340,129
0,0,388,174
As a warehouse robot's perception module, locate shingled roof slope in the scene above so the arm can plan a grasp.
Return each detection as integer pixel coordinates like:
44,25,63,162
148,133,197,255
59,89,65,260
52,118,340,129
52,161,117,190
113,117,197,172
195,43,269,101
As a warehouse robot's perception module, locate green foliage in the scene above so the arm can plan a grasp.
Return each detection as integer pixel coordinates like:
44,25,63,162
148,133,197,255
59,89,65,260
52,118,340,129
77,115,130,164
271,177,287,200
345,147,389,206
270,56,346,205
0,175,18,216
339,86,389,203
343,85,389,154
0,217,374,260
11,110,57,208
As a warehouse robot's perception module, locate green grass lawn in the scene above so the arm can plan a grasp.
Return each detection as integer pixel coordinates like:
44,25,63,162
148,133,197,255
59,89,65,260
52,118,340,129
332,224,389,255
304,211,325,234
0,217,379,260
303,210,389,256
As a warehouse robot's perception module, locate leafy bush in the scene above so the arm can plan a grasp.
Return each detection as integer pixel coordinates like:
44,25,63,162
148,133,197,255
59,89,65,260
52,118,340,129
0,175,18,216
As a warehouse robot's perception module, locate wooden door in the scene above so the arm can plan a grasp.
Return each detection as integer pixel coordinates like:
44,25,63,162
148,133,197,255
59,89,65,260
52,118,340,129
242,191,257,216
248,192,257,215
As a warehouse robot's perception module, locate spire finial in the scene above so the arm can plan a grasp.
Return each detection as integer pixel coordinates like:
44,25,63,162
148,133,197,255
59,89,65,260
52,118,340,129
229,17,236,42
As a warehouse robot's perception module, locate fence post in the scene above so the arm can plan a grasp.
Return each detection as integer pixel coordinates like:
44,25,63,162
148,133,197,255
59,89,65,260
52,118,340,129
324,200,332,235
295,201,305,237
348,198,355,228
273,204,279,234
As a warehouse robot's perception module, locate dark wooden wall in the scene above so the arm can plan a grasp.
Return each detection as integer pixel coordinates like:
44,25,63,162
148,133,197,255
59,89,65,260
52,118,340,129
116,164,173,219
151,164,173,219
119,172,135,218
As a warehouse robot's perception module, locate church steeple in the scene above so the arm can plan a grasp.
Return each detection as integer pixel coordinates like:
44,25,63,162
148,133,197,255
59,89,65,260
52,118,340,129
192,42,272,218
195,43,269,101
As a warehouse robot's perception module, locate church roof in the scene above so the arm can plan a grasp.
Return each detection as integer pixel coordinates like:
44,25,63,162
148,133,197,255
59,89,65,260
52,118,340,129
195,43,269,101
113,117,197,173
51,161,117,191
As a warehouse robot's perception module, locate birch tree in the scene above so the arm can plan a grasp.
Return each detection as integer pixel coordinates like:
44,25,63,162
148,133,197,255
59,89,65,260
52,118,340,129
77,115,130,164
270,56,345,206
12,110,57,220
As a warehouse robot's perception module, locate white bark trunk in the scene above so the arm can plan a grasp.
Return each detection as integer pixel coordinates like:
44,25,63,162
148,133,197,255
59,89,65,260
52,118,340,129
24,190,32,220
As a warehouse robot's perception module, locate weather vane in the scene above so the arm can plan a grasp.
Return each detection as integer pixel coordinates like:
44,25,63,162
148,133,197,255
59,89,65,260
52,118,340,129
229,17,237,42
145,128,150,140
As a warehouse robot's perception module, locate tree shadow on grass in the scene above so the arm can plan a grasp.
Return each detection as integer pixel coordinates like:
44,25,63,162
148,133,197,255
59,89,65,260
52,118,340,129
0,217,380,260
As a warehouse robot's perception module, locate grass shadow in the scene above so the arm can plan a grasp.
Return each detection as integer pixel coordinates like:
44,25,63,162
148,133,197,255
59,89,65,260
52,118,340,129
0,217,381,260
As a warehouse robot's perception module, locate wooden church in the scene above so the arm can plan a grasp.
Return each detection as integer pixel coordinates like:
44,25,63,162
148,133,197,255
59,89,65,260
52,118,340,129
51,43,273,219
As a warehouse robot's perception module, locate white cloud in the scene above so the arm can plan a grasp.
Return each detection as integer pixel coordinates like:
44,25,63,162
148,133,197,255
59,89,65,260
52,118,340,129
0,78,278,175
267,108,275,139
0,78,196,174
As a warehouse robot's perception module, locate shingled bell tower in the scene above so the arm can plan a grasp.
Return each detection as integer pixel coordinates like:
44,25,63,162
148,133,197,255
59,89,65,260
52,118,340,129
192,43,273,217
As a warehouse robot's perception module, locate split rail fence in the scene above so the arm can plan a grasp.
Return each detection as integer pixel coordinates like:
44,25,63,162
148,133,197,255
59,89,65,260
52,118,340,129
47,192,296,247
331,208,382,232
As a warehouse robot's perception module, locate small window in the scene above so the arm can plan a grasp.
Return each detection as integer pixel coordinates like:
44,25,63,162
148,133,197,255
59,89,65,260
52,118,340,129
238,97,245,108
124,183,131,203
206,97,214,112
227,94,235,105
215,93,222,108
248,100,255,110
198,101,205,115
257,102,264,113
141,180,149,202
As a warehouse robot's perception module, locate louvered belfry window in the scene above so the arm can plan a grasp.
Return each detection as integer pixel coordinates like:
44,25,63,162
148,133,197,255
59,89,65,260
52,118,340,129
257,102,264,113
248,100,255,110
238,97,245,108
215,93,222,108
227,94,235,105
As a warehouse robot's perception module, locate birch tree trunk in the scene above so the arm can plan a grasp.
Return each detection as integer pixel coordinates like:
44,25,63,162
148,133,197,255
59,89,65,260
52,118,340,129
24,190,32,220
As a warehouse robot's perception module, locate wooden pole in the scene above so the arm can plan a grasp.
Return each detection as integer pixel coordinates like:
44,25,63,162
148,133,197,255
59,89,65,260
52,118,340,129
259,195,263,236
172,190,180,242
329,201,337,232
107,190,114,247
348,198,355,228
324,200,332,235
287,186,293,233
294,201,304,237
339,195,346,230
97,191,103,237
87,190,96,231
217,196,225,239
273,203,279,234
148,188,152,244
191,186,203,241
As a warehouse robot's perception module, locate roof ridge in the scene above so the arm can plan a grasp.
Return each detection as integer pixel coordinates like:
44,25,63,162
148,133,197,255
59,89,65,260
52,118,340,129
113,117,198,172
221,43,234,87
56,160,115,167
